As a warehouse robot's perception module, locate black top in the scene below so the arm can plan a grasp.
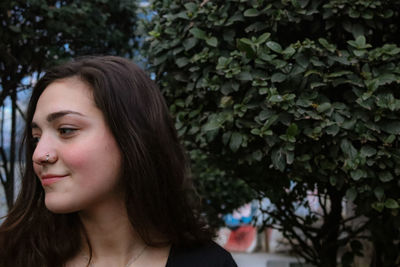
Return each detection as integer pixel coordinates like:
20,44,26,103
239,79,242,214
166,242,238,267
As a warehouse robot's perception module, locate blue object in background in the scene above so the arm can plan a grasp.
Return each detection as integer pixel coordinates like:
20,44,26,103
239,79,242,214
224,203,254,228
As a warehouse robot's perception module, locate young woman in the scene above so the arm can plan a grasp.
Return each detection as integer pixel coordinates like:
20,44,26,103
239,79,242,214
0,56,237,267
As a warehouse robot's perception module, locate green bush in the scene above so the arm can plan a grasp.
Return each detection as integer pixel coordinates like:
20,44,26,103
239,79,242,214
143,0,400,266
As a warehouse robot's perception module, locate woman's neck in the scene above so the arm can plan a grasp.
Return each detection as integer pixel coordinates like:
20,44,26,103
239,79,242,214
78,198,146,266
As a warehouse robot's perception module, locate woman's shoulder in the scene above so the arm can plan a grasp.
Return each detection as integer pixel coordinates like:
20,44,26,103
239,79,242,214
166,241,238,267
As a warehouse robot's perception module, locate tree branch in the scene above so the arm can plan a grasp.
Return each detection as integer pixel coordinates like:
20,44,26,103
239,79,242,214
0,146,9,185
317,191,328,217
16,102,26,121
200,0,210,7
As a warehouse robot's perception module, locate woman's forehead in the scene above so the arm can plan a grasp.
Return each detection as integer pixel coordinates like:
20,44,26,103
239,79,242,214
32,78,98,122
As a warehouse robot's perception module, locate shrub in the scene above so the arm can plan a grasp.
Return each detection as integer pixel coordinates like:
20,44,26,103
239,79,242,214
143,0,400,266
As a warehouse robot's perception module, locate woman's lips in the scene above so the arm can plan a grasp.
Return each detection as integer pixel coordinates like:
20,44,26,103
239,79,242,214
41,174,68,186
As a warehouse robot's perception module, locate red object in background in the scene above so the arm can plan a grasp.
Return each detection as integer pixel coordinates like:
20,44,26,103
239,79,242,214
224,225,257,252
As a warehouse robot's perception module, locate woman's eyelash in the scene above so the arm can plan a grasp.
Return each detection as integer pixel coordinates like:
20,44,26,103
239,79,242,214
32,136,40,145
30,128,78,145
58,128,78,135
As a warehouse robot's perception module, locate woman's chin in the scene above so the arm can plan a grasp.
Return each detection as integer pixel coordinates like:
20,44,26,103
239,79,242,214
44,196,80,214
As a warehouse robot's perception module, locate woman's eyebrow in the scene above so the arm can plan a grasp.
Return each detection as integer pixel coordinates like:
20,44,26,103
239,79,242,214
31,110,85,129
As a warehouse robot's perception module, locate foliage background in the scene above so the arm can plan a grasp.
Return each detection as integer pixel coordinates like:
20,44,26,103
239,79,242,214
142,0,400,266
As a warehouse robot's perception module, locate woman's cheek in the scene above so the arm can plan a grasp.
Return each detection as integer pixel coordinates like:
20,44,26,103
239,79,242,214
62,144,95,174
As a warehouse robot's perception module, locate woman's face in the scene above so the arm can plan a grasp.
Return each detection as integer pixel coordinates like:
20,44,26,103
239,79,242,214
31,77,122,213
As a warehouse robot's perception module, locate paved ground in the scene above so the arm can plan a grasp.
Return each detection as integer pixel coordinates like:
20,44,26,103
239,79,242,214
232,252,302,267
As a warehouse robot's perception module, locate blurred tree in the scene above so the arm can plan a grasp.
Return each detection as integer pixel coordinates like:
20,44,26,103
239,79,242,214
0,0,139,210
190,149,256,229
142,0,400,266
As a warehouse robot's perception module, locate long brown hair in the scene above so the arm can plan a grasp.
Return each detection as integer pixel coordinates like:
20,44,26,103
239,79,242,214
0,56,214,267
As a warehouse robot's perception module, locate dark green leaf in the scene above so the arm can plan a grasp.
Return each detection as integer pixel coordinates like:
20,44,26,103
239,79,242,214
317,102,331,113
184,2,197,12
183,37,198,51
372,202,385,212
206,37,218,47
222,131,232,145
237,71,252,81
220,96,234,108
9,25,21,33
175,57,189,67
326,124,339,136
379,121,400,135
202,119,221,132
269,95,284,102
379,171,393,182
190,27,206,39
350,169,366,181
286,151,294,164
360,146,377,157
287,124,298,136
252,150,263,161
318,38,336,52
385,199,399,209
374,187,384,201
229,132,242,152
282,46,296,57
255,33,271,44
294,53,309,69
244,8,260,17
346,187,357,202
340,139,357,159
271,147,286,171
266,41,282,53
271,73,286,83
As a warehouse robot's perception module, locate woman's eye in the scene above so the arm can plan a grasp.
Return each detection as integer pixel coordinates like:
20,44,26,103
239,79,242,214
32,136,40,146
58,128,77,136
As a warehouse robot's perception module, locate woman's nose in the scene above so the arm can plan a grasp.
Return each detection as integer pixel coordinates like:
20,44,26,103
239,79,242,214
32,136,58,165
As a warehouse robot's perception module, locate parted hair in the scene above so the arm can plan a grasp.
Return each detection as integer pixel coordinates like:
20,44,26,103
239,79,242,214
0,56,214,267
